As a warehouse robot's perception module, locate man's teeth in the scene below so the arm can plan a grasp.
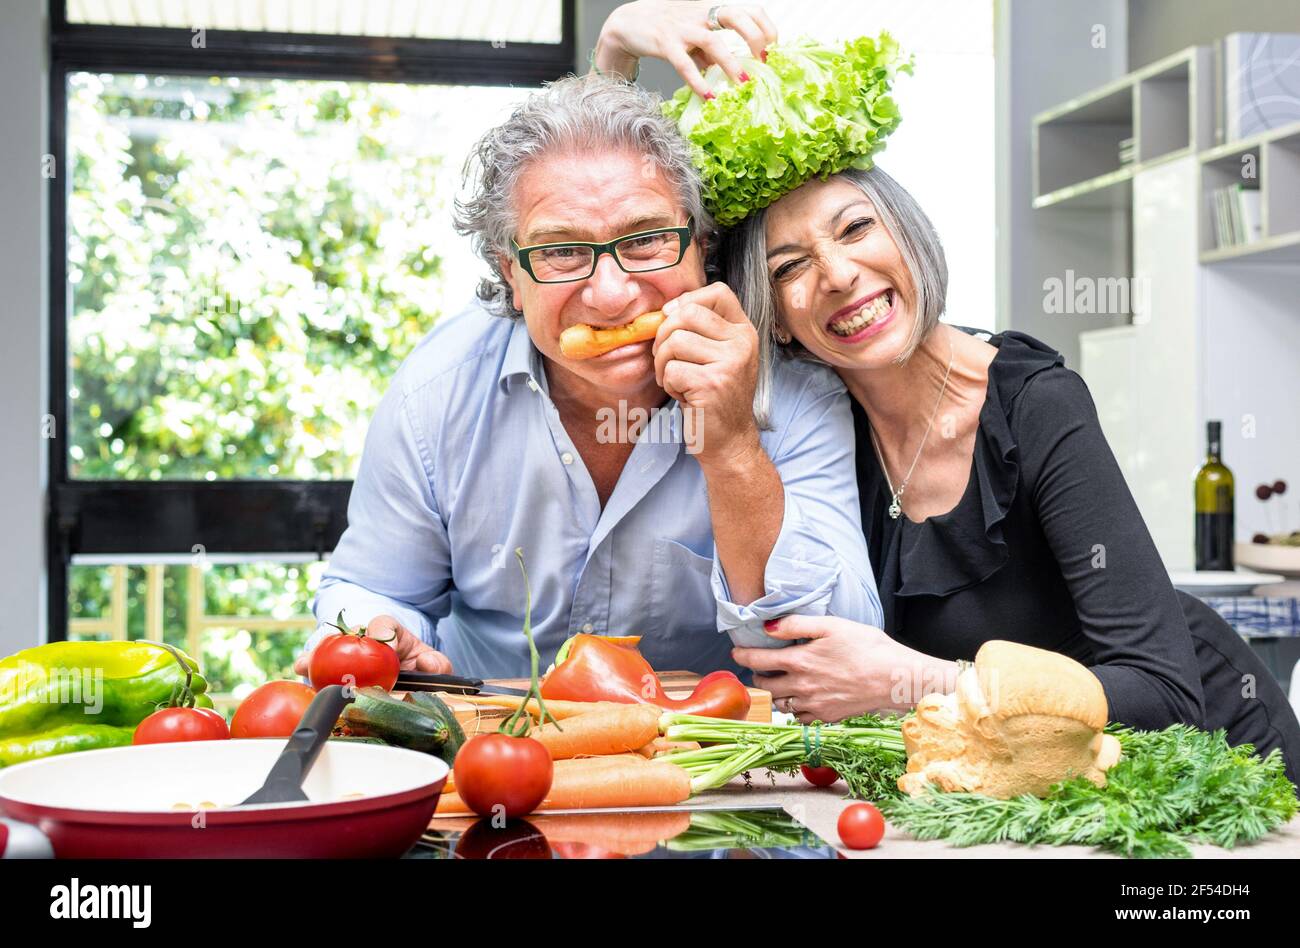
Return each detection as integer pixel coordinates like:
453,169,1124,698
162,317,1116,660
828,292,892,337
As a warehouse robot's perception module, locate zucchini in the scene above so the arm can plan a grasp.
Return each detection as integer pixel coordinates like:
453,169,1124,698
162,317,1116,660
406,691,467,766
329,734,389,746
340,687,449,754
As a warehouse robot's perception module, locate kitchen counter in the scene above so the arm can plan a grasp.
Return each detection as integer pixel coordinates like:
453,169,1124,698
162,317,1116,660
434,678,1300,858
692,770,1300,858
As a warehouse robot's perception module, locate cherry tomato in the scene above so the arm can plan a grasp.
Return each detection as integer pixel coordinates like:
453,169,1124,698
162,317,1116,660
453,733,553,819
308,630,400,692
800,764,840,787
837,802,886,850
133,706,230,744
230,681,317,738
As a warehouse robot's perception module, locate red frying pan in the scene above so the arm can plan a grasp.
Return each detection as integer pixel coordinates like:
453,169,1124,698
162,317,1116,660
0,736,448,858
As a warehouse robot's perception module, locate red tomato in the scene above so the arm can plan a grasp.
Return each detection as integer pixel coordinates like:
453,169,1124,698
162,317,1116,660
837,802,886,850
133,706,230,744
453,733,553,819
230,681,317,738
800,764,840,787
308,631,400,692
454,818,552,860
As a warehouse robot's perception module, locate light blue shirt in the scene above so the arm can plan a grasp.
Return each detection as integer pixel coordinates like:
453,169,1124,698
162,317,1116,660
311,300,882,678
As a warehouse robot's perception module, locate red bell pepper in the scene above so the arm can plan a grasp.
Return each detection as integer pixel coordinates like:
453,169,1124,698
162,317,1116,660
540,634,751,720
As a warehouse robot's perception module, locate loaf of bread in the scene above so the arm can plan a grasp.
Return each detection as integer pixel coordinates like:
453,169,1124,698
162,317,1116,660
898,639,1122,799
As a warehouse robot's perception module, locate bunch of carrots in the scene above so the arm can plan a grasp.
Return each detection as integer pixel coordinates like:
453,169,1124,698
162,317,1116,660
434,698,703,815
433,551,904,817
434,695,910,815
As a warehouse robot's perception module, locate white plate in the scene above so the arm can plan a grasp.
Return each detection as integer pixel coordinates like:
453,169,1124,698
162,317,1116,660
1236,542,1300,578
1169,570,1285,597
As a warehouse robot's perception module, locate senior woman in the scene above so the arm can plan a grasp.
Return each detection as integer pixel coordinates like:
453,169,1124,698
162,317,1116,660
725,166,1300,782
593,1,1300,784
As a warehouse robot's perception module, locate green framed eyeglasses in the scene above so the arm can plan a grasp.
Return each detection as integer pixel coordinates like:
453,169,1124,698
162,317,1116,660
512,218,693,284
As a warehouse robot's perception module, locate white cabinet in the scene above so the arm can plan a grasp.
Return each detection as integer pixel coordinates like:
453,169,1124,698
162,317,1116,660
1084,156,1201,570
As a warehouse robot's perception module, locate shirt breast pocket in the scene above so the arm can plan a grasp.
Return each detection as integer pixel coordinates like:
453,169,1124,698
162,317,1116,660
646,537,726,673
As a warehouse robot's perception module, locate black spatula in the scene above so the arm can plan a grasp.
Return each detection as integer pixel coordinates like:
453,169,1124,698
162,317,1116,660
240,684,355,806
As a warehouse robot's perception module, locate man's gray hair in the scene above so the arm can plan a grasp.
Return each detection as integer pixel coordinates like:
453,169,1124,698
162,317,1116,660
454,73,716,318
722,165,948,424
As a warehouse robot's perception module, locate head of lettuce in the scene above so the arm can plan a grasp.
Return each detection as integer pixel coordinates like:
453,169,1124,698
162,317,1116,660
663,33,911,227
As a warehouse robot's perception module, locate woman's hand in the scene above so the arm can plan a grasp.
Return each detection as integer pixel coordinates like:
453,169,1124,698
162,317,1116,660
294,615,453,677
732,615,959,723
593,1,778,97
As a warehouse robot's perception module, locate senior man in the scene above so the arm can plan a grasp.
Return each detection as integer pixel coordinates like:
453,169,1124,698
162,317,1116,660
295,74,881,679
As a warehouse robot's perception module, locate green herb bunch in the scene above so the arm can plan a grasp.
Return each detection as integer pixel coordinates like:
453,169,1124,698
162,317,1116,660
881,724,1298,858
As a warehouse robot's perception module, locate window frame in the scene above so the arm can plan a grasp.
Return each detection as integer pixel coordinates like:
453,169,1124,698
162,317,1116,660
46,0,577,641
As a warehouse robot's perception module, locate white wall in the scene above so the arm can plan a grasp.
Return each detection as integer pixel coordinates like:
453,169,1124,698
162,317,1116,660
1128,0,1300,70
1200,265,1300,543
0,0,49,656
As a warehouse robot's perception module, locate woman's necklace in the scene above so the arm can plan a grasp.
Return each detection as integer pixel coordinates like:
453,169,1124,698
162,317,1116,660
868,337,955,520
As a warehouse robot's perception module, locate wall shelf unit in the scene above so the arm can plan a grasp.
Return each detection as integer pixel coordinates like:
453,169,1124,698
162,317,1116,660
1197,120,1300,264
1032,47,1213,210
1032,42,1300,570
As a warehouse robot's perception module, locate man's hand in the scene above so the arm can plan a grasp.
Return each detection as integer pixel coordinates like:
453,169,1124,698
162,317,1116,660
652,281,761,466
293,615,453,677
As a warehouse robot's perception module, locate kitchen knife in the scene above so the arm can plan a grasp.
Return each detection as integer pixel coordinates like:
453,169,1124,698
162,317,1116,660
394,671,529,697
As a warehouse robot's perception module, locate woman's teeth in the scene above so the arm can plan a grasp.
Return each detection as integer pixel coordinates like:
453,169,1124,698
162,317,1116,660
828,291,892,337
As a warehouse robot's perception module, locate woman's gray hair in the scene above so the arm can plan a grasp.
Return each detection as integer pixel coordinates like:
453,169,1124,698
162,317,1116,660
454,74,716,317
723,165,948,425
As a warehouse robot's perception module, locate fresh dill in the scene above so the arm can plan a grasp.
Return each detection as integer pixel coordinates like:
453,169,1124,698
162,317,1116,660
880,724,1298,858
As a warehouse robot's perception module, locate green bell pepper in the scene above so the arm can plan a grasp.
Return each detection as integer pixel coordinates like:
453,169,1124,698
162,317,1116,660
0,723,137,767
0,640,211,766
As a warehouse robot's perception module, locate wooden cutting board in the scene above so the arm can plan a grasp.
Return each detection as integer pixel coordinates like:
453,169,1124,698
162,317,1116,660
415,672,771,737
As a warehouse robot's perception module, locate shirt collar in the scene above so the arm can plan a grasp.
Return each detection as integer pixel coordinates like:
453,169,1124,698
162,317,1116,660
497,316,542,394
494,316,685,432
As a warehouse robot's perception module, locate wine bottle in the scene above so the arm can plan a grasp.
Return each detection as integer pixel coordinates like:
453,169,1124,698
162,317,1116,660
1194,420,1235,571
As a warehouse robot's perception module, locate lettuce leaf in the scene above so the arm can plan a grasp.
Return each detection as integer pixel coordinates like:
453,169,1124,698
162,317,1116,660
664,33,912,227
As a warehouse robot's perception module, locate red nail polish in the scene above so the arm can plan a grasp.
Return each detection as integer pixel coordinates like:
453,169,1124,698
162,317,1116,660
761,49,768,63
764,619,779,632
739,71,751,82
704,92,716,100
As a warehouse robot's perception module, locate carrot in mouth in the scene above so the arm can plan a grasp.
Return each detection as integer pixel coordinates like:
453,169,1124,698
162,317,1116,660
559,310,666,360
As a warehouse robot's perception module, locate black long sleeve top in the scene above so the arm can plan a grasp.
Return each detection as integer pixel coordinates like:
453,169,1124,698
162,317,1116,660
852,330,1300,785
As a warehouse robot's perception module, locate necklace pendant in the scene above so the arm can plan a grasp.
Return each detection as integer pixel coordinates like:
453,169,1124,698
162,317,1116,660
888,497,902,519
